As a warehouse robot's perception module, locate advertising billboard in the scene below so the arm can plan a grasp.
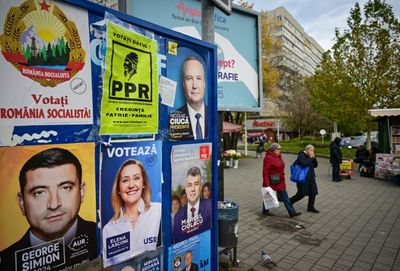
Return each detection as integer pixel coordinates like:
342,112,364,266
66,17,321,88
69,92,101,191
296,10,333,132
0,0,219,270
127,0,262,112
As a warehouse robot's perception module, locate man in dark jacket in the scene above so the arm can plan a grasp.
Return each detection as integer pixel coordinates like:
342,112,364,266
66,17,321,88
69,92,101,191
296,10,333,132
173,167,212,243
330,137,343,182
0,148,97,271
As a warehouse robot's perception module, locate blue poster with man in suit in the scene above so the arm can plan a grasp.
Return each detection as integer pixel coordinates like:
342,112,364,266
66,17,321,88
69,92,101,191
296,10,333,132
170,143,212,244
165,45,209,141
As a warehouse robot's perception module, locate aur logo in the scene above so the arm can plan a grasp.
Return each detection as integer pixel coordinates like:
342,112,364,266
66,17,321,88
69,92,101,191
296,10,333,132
68,234,89,252
0,0,85,87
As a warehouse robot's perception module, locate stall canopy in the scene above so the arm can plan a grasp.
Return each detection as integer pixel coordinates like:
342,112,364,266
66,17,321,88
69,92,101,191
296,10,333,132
223,121,243,133
368,108,400,153
368,108,400,117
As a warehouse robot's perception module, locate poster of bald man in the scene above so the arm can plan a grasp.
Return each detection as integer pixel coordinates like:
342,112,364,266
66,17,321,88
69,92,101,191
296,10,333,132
168,231,211,271
0,143,98,271
165,46,209,141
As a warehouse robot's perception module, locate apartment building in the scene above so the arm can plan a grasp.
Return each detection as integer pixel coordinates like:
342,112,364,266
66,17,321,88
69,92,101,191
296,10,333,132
91,0,118,10
266,6,325,77
255,7,325,139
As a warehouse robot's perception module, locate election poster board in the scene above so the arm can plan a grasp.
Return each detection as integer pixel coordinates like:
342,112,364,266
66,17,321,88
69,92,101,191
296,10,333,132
170,143,212,245
164,45,209,141
128,0,261,112
100,22,159,135
0,0,219,269
0,142,97,271
0,0,93,145
168,231,211,271
101,141,162,267
112,246,163,271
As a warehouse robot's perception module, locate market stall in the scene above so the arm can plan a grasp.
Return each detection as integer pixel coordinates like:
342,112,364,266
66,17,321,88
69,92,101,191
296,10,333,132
368,108,400,183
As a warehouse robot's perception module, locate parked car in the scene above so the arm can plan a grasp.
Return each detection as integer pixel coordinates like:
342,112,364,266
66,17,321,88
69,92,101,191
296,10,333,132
341,132,378,149
340,137,351,147
348,135,367,148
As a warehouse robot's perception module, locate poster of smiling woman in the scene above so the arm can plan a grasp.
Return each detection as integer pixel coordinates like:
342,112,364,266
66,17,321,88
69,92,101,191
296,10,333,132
101,140,162,267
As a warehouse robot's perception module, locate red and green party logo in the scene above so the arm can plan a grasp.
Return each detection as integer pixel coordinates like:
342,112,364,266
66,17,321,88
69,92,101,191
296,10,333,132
0,0,85,87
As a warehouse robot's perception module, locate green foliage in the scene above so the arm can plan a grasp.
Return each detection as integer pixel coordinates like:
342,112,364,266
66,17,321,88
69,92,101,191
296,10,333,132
310,0,400,135
279,72,330,137
25,37,70,66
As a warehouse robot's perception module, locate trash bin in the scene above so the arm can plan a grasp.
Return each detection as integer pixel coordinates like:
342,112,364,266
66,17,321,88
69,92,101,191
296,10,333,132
218,201,239,247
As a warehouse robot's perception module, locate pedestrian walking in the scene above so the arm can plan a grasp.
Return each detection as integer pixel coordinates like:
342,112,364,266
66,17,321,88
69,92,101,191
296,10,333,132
256,141,265,158
262,143,301,218
330,137,343,182
290,144,320,213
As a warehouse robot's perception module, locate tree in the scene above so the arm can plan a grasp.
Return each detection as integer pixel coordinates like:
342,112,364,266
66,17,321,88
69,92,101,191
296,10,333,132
310,0,400,136
261,11,281,100
235,0,253,9
278,72,329,137
222,6,281,150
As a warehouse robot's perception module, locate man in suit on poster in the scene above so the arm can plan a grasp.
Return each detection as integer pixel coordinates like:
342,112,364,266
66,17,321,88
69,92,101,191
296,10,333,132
0,148,97,270
172,167,211,243
169,55,208,140
182,250,198,271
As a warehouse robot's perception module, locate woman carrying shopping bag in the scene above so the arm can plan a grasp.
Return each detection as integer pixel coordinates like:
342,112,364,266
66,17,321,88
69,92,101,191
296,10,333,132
262,143,301,218
290,144,320,213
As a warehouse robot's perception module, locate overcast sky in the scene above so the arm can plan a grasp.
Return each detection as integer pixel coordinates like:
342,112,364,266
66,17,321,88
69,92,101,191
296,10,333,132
248,0,400,51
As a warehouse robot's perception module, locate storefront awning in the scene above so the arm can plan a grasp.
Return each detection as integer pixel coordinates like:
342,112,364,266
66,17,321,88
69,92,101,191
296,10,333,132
368,108,400,117
223,121,243,133
247,132,263,137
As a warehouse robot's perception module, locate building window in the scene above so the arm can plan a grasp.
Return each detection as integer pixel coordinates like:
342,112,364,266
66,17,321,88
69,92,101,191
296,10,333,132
276,26,282,32
277,15,282,21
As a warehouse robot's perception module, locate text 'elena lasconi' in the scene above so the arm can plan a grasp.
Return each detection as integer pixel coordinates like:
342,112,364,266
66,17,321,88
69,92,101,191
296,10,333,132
106,144,158,158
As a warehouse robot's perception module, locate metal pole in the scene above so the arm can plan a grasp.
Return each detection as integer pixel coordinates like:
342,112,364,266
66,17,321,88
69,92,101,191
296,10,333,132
277,119,280,142
118,0,126,13
333,121,338,140
244,112,248,156
201,0,223,202
202,0,215,42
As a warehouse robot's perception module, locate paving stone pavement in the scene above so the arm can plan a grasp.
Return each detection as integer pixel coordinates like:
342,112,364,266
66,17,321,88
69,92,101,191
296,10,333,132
221,151,400,271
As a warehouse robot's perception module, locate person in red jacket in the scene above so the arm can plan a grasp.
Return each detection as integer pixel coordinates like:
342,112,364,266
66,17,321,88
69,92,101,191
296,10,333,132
262,143,301,218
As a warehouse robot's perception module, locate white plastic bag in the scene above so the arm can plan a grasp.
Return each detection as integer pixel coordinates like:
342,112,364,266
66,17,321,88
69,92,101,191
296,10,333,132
261,186,279,209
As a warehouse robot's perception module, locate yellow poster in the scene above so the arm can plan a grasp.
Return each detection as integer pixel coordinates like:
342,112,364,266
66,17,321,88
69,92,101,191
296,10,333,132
0,143,97,270
100,22,159,135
